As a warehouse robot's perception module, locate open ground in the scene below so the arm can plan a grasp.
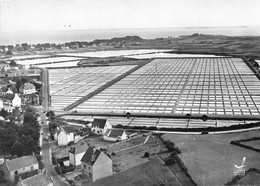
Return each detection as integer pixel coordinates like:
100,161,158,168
163,130,260,185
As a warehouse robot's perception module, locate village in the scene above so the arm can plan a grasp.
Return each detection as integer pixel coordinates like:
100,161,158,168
1,33,260,186
0,58,191,186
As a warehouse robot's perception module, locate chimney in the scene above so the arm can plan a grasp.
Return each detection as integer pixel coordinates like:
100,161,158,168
91,154,96,162
70,147,75,154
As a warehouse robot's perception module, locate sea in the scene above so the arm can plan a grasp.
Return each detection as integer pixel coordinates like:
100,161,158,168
1,27,260,46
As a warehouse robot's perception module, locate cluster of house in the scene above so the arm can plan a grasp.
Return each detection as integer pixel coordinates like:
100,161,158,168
0,154,53,186
52,118,132,181
0,80,39,116
55,118,128,147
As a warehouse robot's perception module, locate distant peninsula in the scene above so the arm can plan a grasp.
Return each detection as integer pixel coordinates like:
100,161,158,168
1,34,260,59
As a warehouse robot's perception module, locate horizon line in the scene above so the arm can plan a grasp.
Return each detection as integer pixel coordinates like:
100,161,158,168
1,26,260,33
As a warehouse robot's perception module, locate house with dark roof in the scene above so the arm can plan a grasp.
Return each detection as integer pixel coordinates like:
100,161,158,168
69,144,89,166
54,126,74,146
2,154,39,182
17,173,53,186
91,118,112,135
103,129,127,142
81,147,112,181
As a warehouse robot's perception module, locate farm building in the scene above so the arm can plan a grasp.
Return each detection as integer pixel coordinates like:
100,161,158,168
91,118,112,135
103,129,127,142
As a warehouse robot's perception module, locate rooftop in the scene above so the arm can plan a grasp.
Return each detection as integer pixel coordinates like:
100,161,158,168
23,83,35,90
69,144,89,155
92,118,107,129
81,147,102,165
5,154,38,171
21,173,53,186
105,129,125,138
62,126,74,134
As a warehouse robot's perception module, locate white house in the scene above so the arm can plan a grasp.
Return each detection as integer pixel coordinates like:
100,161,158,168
81,147,112,181
69,144,89,166
54,126,74,146
2,154,39,182
19,83,36,95
103,129,127,142
91,119,112,135
12,94,21,108
0,99,3,109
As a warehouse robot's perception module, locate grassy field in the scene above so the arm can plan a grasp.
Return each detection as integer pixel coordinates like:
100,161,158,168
88,156,180,186
163,130,260,186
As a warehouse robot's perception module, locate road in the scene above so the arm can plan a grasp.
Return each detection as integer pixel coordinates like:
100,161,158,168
39,109,69,186
41,68,50,111
39,69,69,186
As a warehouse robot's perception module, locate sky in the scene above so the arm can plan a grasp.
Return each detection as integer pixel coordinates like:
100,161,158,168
0,0,260,32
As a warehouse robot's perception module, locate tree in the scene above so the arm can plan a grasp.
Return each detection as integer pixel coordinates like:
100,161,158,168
126,112,131,119
165,158,176,165
9,60,17,67
11,141,25,157
0,108,9,118
253,62,259,68
20,135,36,155
174,146,181,154
143,152,150,158
21,43,29,50
0,127,18,153
6,50,13,55
202,114,208,121
46,110,55,120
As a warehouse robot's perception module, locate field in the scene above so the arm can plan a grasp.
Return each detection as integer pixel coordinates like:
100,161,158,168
163,130,260,185
36,61,80,68
125,53,220,59
75,57,260,116
9,54,50,60
48,65,136,110
59,49,170,58
15,56,84,65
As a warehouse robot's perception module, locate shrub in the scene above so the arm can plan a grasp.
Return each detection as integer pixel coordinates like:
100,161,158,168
144,152,150,158
165,158,176,165
166,142,176,152
111,152,116,156
202,115,208,121
175,146,181,154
